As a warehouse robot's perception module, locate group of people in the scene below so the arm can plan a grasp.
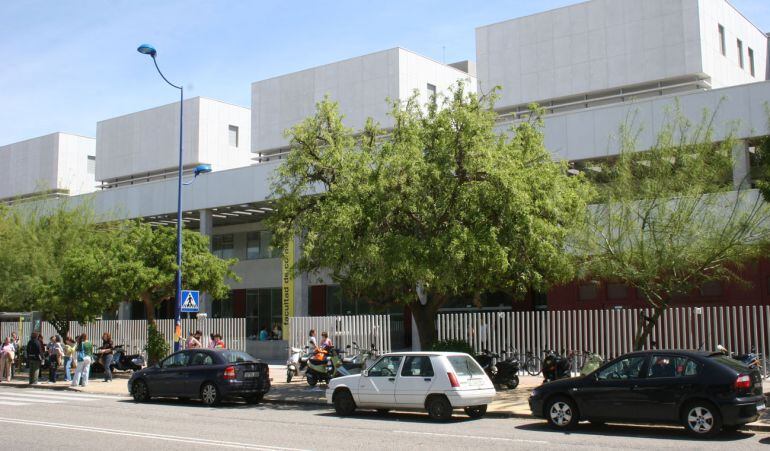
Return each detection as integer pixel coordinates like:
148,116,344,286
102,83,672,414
185,331,227,349
308,329,334,361
16,331,114,386
258,323,283,341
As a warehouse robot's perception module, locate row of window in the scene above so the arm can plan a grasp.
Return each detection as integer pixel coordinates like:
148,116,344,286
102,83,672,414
718,23,756,77
211,231,280,260
597,355,699,381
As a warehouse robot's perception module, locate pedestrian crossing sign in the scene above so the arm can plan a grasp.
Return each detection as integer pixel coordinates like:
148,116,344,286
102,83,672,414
181,290,200,312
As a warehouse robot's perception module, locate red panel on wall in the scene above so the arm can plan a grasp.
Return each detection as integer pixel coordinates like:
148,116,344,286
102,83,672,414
310,285,327,316
232,290,246,317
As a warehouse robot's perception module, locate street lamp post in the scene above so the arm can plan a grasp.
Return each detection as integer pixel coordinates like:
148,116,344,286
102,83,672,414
137,44,211,352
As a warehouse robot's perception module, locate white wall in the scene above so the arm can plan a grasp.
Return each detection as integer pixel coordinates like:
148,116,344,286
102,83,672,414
0,133,95,200
251,48,476,154
96,97,252,182
698,0,767,87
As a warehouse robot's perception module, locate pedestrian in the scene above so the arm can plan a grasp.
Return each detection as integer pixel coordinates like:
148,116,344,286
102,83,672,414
213,333,226,349
186,331,202,349
37,333,45,381
72,333,93,387
320,331,333,351
63,336,76,382
308,329,318,350
272,323,282,340
258,325,269,341
98,332,114,382
47,335,63,383
26,332,43,385
0,337,15,382
10,331,20,377
208,333,216,349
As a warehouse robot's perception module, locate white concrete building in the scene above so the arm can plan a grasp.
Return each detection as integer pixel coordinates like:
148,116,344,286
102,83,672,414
0,132,96,201
96,97,253,187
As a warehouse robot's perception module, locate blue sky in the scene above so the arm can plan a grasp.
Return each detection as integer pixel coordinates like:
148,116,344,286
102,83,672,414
1,0,768,145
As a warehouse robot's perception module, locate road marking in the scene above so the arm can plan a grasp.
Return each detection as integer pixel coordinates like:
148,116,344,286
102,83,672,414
0,392,102,401
392,429,549,444
0,396,63,404
0,401,26,406
0,388,124,400
0,417,309,450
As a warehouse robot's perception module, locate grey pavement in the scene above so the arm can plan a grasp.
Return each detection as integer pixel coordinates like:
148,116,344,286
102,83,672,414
0,385,770,450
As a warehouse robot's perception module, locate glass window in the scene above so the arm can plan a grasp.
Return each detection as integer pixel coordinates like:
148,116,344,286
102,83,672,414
748,48,755,76
212,234,234,259
245,288,282,336
221,351,257,363
718,24,726,56
579,283,598,301
427,83,436,105
190,352,214,366
596,356,645,381
161,352,190,368
700,281,721,297
368,356,402,377
447,355,485,377
401,356,434,377
87,155,95,175
245,231,280,259
648,355,699,378
737,39,744,68
246,231,260,259
607,283,627,300
211,296,234,318
228,125,239,147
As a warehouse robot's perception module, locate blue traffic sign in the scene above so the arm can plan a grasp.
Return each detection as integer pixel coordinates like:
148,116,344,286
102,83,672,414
181,290,200,312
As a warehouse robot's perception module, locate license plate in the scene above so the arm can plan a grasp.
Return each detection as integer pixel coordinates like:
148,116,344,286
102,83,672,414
244,371,258,379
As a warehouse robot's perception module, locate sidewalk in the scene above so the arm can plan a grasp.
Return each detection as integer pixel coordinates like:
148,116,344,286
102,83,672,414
5,367,770,433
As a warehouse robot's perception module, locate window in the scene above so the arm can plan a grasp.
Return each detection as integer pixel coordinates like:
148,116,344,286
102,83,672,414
210,296,234,318
368,356,402,377
737,39,744,68
228,125,239,147
160,352,190,368
718,24,726,56
648,355,699,378
212,234,234,259
190,352,214,366
748,47,755,76
447,355,485,377
578,283,598,301
427,83,437,105
246,231,280,260
87,155,95,175
607,283,627,300
245,288,282,336
700,281,722,297
401,356,435,377
596,356,645,381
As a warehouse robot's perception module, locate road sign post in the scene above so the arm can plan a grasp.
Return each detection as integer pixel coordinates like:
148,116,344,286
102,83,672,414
181,290,200,313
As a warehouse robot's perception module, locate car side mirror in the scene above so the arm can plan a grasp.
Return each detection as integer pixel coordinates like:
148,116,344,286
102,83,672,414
362,369,369,377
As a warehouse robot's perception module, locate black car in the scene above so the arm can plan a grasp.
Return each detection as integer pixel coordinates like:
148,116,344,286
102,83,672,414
528,350,765,438
128,349,270,406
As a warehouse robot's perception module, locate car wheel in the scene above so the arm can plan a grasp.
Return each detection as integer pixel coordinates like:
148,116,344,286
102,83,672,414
682,401,722,438
333,389,356,416
200,382,222,406
306,373,317,387
426,395,453,421
464,405,487,419
507,375,519,390
546,396,579,430
245,393,264,404
286,369,293,383
131,379,150,402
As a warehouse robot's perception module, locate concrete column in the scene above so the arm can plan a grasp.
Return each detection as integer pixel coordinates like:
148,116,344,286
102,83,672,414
117,302,132,320
732,140,751,190
199,209,214,314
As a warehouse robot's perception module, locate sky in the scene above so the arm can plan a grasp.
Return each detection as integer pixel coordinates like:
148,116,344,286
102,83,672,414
1,0,769,145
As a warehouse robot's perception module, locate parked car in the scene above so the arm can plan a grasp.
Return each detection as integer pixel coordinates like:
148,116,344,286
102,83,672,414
528,350,765,438
128,349,270,406
326,352,496,420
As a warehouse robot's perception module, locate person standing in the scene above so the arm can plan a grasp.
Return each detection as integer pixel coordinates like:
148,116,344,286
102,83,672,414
186,331,202,349
63,337,76,383
71,333,93,387
10,331,20,377
308,329,318,351
258,325,269,341
0,337,15,382
47,336,63,383
37,333,45,381
26,332,42,385
98,332,114,382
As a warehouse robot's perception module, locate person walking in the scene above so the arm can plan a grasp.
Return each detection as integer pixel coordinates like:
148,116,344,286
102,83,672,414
63,337,76,383
26,332,42,385
47,336,63,383
0,337,15,382
71,333,93,387
98,332,114,382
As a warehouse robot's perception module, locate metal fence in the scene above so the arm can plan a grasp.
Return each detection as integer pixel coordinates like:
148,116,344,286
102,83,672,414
437,306,770,376
0,318,246,355
288,315,391,354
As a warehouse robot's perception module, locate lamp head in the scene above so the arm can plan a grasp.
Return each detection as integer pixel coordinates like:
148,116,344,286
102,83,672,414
137,44,157,58
194,164,212,176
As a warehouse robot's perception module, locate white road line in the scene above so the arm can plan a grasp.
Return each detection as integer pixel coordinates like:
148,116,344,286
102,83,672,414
0,401,27,406
0,388,124,400
0,392,101,401
392,429,549,444
0,396,63,404
0,417,309,451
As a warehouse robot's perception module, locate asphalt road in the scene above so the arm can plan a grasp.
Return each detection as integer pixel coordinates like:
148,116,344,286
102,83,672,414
1,385,769,450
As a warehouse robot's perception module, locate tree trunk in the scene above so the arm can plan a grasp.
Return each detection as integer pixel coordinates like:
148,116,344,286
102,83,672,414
141,292,156,326
633,307,665,350
411,302,438,351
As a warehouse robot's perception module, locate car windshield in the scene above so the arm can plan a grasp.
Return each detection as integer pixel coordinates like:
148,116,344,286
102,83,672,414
709,355,748,372
447,355,485,377
220,351,257,363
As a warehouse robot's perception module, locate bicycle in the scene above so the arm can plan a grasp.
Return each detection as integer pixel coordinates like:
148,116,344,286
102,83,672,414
520,349,542,376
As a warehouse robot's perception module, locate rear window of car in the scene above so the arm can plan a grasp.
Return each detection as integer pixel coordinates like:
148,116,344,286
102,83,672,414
220,351,257,363
447,355,485,377
709,355,748,372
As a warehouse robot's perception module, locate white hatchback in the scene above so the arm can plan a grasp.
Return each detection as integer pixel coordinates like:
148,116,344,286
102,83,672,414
326,352,496,420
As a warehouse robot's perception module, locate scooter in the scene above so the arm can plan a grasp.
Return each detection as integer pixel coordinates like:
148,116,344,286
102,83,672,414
342,342,378,374
718,344,760,368
305,348,349,387
286,346,310,383
475,349,519,390
542,349,570,383
579,350,604,376
92,345,144,373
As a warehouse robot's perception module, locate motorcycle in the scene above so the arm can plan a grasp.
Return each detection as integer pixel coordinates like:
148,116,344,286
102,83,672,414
286,346,310,383
305,347,349,387
342,342,378,374
91,345,144,373
475,349,520,390
579,350,604,376
718,344,760,368
542,349,570,383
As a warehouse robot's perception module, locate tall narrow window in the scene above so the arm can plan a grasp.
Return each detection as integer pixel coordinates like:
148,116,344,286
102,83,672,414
228,125,239,147
718,24,726,56
86,155,95,174
748,47,755,76
737,39,744,68
212,234,234,258
427,83,437,105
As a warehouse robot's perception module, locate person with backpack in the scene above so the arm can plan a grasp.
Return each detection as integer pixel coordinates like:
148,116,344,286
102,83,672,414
71,333,93,387
26,332,43,385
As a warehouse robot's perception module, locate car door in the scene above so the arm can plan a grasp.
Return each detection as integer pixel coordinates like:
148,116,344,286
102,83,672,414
632,354,701,421
185,351,216,397
395,356,435,407
357,355,403,406
153,351,191,396
576,354,649,421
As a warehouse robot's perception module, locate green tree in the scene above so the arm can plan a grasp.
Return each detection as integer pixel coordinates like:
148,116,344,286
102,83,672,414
575,105,770,350
269,84,590,349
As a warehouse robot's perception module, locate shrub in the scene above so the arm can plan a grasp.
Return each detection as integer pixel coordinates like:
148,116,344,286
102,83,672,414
430,339,475,355
144,323,170,365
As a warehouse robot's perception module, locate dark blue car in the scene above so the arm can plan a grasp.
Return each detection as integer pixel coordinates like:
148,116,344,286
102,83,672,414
128,349,270,406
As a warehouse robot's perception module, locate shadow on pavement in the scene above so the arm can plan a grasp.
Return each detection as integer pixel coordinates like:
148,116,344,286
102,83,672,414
314,409,483,425
515,421,757,442
116,397,329,412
